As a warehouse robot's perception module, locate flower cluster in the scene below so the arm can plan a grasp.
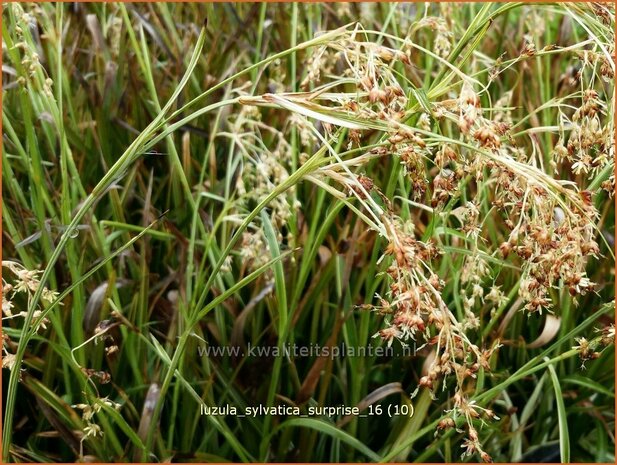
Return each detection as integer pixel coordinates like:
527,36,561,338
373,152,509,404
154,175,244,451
2,261,57,337
230,105,299,272
301,28,411,127
573,323,615,367
368,219,501,462
554,88,614,182
439,394,500,463
432,79,603,315
494,170,599,313
413,17,453,58
73,397,121,444
9,3,55,97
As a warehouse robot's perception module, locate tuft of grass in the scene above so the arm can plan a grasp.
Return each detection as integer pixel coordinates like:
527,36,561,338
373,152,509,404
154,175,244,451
2,3,614,463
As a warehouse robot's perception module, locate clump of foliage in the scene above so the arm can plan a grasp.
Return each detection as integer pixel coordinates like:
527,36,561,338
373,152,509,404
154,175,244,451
2,3,614,463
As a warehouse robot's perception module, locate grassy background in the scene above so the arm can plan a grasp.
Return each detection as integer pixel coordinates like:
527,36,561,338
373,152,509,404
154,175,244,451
2,2,615,462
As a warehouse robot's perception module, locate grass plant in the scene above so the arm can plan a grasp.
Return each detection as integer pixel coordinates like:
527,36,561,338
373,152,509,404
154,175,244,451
2,2,615,462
